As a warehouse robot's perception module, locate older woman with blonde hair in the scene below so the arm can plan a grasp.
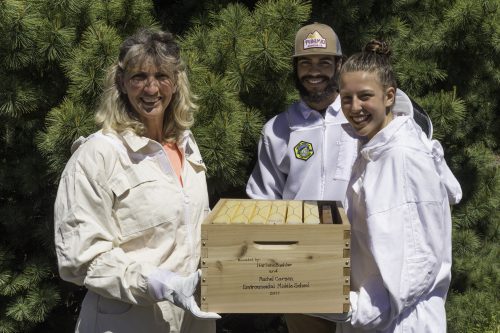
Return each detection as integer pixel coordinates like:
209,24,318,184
54,28,219,333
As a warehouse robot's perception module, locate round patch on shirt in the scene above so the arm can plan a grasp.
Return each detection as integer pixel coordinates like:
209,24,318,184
294,141,314,161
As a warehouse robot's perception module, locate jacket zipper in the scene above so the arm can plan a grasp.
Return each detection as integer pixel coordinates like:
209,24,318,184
320,120,326,199
155,141,195,261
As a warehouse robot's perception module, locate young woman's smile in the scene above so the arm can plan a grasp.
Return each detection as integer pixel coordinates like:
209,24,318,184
340,71,395,140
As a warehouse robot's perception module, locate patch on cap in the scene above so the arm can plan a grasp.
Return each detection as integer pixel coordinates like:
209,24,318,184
293,22,342,57
303,31,327,50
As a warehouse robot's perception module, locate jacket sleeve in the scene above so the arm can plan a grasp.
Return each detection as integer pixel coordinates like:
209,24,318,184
420,133,462,204
350,149,448,330
54,142,157,305
246,127,288,200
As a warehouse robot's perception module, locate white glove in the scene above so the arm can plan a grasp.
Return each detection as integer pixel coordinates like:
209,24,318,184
147,268,220,320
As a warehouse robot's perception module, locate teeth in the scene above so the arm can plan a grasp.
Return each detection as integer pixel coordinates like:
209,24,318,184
352,115,368,123
142,97,159,103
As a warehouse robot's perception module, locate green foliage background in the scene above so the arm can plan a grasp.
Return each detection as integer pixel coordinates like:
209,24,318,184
0,0,498,332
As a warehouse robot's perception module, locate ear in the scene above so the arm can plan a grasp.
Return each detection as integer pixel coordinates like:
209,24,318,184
385,86,396,107
116,72,127,94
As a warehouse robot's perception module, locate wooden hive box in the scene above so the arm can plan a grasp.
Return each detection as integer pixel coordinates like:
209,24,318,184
200,199,350,314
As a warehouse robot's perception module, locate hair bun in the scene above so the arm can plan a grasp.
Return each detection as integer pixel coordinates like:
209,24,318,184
364,39,391,56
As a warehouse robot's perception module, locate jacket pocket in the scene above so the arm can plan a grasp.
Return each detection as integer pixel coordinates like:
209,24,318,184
404,255,437,306
108,164,179,237
108,164,157,198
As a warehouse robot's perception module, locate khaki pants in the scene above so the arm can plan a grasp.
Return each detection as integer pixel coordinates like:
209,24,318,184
285,314,336,333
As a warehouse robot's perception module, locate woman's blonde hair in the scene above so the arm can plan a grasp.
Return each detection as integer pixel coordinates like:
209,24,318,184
95,28,197,142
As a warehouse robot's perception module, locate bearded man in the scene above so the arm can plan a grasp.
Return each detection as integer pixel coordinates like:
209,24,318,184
246,22,360,203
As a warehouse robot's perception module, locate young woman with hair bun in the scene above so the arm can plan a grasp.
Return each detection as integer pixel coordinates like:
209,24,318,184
317,39,462,332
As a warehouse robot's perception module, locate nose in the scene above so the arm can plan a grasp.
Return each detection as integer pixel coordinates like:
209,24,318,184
143,76,160,93
352,96,363,112
308,63,321,75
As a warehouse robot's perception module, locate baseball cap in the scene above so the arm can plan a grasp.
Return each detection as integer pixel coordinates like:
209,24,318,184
293,22,342,57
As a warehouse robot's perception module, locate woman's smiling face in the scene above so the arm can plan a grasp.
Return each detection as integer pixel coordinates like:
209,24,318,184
340,71,395,140
121,59,176,123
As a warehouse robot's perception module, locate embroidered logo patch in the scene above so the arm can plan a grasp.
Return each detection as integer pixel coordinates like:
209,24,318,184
294,141,314,161
304,31,327,49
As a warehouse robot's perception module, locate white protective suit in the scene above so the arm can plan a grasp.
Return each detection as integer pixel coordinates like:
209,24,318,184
54,129,215,333
337,115,462,332
246,89,414,202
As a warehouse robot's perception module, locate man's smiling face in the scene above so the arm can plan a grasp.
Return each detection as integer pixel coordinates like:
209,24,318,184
296,54,340,108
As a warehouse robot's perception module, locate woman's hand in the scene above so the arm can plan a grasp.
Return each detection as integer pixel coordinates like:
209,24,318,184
147,268,221,320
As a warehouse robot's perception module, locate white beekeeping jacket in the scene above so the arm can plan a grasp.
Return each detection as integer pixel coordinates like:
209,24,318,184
337,116,462,333
54,130,214,333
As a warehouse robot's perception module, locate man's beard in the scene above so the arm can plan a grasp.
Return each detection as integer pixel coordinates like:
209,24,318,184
296,73,339,105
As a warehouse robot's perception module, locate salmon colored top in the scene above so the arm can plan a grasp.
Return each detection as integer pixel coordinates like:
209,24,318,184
163,142,183,186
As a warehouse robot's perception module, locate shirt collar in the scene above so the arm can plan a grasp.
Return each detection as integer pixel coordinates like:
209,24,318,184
121,130,151,152
298,95,341,120
120,129,193,154
326,95,342,120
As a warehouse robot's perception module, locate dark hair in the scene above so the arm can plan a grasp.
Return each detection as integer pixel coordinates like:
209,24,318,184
340,39,397,89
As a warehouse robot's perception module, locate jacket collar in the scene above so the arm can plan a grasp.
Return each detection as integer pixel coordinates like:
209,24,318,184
392,89,413,117
120,130,150,152
360,116,410,161
120,130,194,155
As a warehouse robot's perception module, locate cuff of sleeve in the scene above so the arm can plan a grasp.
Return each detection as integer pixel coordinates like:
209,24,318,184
86,248,158,304
139,265,159,295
